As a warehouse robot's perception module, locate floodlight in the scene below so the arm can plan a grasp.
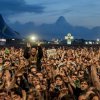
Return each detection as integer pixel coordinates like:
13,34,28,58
31,36,36,40
97,38,100,42
89,41,92,44
30,35,37,42
85,42,88,44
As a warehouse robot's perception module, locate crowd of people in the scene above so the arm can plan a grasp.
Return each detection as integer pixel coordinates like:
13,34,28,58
0,43,99,100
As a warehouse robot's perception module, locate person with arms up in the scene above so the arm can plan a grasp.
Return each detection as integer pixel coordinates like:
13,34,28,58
24,42,43,72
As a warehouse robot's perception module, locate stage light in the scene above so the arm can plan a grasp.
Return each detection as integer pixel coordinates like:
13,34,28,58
97,38,99,42
31,36,36,41
0,39,6,42
89,41,92,44
85,42,88,44
29,35,37,42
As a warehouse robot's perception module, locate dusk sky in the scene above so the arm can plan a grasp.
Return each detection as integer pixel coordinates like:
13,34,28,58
0,0,100,28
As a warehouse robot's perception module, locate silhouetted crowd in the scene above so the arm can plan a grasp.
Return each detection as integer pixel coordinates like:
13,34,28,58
0,43,99,100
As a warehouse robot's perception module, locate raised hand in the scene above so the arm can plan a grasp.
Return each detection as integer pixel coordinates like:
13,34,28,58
27,42,31,48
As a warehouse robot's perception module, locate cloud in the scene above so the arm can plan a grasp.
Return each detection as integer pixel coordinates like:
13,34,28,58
45,8,72,17
0,0,45,15
62,9,72,14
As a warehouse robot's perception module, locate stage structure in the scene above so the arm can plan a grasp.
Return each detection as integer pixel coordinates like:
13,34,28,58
65,33,74,45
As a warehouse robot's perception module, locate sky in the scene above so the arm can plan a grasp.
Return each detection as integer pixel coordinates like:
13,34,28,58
0,0,100,28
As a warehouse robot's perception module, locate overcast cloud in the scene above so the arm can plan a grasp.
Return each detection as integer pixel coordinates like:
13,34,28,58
0,0,45,16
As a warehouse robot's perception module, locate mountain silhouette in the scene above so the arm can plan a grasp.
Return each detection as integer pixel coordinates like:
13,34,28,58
56,16,68,24
0,14,21,39
9,16,100,40
56,16,72,28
